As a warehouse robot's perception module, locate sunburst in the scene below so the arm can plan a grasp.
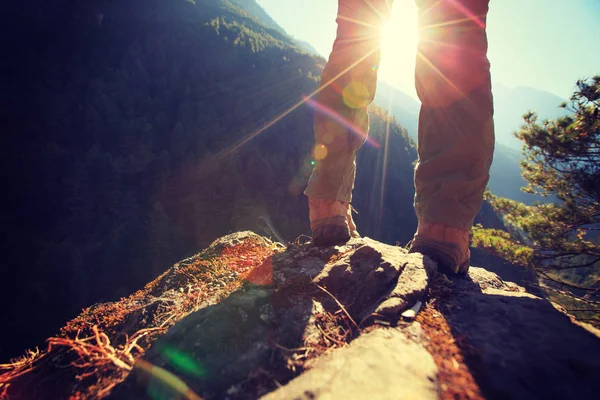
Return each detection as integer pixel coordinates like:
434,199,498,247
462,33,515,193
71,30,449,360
378,2,419,91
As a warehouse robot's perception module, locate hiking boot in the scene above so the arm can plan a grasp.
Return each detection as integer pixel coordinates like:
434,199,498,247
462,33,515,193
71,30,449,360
408,223,470,275
309,197,357,246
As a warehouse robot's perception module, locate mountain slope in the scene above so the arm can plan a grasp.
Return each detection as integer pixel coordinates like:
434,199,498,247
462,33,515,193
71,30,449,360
488,143,541,204
0,0,417,361
217,0,320,54
374,81,420,140
493,83,568,150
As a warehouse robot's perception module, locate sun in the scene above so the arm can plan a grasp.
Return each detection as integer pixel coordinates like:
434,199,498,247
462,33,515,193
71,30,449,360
378,2,419,93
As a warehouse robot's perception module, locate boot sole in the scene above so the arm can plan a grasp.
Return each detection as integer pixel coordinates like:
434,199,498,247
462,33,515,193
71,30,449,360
409,239,470,276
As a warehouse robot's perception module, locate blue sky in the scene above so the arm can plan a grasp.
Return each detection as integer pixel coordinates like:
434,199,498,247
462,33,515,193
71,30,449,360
257,0,600,100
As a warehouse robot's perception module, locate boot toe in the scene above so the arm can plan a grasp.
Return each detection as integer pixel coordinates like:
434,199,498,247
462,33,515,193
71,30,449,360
312,224,351,247
409,240,470,276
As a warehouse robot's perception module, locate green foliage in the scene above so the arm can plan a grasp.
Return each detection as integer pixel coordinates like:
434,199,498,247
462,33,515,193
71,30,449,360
473,77,600,321
471,225,534,266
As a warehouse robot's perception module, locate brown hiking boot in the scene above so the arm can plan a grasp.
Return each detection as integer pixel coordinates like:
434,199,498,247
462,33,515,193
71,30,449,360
309,198,358,246
408,223,470,275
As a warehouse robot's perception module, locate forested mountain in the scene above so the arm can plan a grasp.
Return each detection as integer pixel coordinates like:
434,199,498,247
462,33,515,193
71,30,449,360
374,81,420,140
487,143,541,204
0,0,417,361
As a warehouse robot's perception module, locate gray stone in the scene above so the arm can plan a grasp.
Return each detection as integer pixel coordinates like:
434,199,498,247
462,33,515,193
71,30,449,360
260,328,438,400
306,238,435,320
375,251,435,318
454,266,527,293
435,267,600,400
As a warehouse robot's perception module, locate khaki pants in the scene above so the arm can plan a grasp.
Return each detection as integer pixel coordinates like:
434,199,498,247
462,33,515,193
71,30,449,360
304,0,494,232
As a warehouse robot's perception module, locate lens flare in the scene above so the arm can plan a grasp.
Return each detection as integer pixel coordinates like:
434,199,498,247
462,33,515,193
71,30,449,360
343,81,372,109
313,144,329,160
134,359,203,400
158,345,207,378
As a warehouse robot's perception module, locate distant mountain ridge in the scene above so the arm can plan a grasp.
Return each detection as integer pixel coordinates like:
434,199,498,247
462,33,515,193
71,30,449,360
372,79,567,204
493,83,568,150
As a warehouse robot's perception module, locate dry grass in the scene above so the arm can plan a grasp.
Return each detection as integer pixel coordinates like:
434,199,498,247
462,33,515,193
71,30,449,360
415,275,484,400
281,307,357,374
416,303,484,400
0,348,40,398
0,236,276,400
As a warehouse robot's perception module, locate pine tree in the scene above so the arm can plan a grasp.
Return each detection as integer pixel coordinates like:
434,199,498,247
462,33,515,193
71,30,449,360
472,77,600,323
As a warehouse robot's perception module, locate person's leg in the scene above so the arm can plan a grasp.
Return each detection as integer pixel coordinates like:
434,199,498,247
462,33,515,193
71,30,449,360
305,0,392,246
410,0,494,274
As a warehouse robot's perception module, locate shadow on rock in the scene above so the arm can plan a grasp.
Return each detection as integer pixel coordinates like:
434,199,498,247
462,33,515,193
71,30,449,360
109,237,434,400
438,268,600,400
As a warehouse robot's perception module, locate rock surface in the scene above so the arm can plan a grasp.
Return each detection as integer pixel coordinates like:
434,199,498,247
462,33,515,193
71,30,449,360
261,328,438,400
109,234,437,399
6,231,600,400
435,267,600,400
100,232,600,399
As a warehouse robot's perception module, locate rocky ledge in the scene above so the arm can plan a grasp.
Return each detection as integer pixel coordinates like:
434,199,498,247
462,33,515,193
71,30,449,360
2,232,600,400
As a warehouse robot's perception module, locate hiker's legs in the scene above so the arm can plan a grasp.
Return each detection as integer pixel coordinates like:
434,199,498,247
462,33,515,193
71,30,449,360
305,0,392,246
409,0,494,273
304,0,392,202
414,0,494,232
